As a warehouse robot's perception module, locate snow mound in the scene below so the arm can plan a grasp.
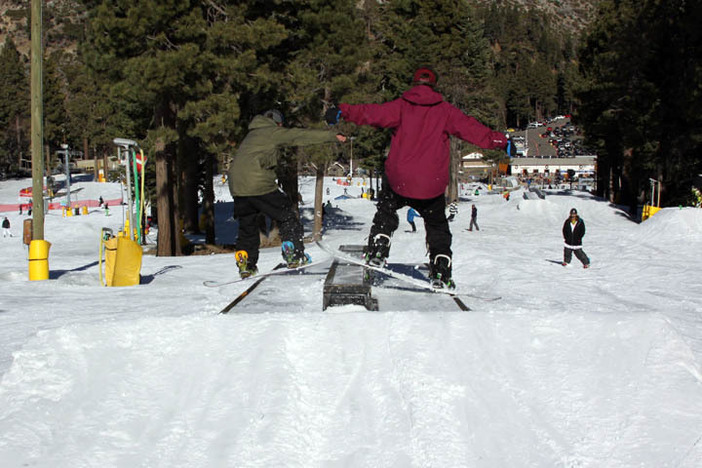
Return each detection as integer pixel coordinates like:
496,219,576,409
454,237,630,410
638,207,702,241
1,312,700,467
516,197,566,224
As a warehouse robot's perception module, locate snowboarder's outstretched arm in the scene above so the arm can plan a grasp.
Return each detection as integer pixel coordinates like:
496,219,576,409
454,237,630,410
329,101,403,129
445,105,508,150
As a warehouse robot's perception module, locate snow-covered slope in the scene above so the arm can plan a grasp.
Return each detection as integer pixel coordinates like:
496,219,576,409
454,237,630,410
1,176,701,467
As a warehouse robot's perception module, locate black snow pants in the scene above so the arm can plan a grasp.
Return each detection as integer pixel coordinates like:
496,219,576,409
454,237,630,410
369,183,452,261
563,247,590,266
234,190,304,267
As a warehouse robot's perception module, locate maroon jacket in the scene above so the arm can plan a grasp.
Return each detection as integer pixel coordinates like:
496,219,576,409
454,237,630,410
340,85,507,199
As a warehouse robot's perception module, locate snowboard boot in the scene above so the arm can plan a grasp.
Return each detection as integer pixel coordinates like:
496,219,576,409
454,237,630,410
430,254,456,290
281,241,312,268
235,250,258,279
364,233,391,267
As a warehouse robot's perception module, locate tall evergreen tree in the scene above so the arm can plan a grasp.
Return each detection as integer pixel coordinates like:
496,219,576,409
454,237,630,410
481,2,572,127
281,0,370,239
43,53,70,157
577,0,702,209
369,0,503,200
81,0,288,255
0,37,29,173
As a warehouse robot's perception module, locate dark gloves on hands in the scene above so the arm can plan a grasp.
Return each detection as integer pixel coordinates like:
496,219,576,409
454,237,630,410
492,134,516,157
506,136,517,157
325,106,342,125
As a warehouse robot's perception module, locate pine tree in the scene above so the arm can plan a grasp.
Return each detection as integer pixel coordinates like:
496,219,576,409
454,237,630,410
81,0,289,255
577,0,702,208
43,53,69,155
368,0,503,200
280,0,370,239
0,37,29,173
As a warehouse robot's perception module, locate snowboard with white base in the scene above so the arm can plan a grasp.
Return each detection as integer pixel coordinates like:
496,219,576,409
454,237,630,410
204,257,329,288
316,241,501,301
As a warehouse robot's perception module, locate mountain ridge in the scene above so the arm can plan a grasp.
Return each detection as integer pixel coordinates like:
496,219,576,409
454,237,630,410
1,0,599,57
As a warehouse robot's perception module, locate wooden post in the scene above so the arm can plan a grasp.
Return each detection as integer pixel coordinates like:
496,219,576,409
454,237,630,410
30,0,44,240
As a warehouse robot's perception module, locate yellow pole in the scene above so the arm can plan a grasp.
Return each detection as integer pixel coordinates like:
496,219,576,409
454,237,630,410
28,240,51,280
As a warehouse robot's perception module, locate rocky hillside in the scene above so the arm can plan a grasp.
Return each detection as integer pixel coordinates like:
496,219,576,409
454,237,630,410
1,0,599,57
476,0,599,35
0,0,85,55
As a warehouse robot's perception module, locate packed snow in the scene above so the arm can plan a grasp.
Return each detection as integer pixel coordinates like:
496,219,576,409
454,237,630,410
1,173,701,467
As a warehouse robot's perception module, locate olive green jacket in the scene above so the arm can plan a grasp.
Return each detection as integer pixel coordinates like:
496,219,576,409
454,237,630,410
228,115,339,197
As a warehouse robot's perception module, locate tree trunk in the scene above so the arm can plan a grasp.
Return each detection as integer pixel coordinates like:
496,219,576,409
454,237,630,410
103,149,109,182
15,115,21,168
203,154,215,244
278,147,299,213
181,137,200,233
172,155,183,254
447,139,460,202
155,144,175,256
313,163,325,240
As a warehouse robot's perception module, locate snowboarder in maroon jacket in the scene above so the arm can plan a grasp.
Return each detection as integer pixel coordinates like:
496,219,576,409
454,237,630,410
326,67,509,289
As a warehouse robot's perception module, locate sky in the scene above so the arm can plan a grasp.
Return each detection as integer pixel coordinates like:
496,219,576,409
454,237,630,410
1,174,701,467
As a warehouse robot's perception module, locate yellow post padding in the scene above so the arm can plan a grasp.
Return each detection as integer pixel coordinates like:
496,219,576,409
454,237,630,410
103,236,119,286
642,204,662,221
28,240,51,281
110,237,142,287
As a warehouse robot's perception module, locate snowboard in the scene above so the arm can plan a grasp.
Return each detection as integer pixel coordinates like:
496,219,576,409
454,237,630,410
204,257,329,288
316,241,501,301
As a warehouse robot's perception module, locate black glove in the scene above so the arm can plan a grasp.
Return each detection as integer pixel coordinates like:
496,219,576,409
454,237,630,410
325,106,341,125
506,136,517,157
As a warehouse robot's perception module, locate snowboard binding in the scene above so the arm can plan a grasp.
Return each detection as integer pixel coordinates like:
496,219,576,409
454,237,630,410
281,241,311,268
430,254,456,290
236,250,258,279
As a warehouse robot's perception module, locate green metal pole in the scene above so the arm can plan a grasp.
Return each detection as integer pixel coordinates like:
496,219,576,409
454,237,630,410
30,0,44,240
131,149,142,242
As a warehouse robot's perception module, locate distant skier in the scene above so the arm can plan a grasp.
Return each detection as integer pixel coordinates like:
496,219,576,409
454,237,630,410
229,109,346,278
407,207,420,232
2,217,10,237
325,67,511,289
468,204,479,231
323,200,333,224
562,208,590,268
446,201,458,222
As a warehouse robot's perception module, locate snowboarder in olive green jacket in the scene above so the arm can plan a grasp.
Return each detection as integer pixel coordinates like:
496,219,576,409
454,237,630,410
228,110,346,277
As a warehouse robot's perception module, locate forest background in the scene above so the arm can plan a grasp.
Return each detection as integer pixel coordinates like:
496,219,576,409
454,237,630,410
0,0,700,255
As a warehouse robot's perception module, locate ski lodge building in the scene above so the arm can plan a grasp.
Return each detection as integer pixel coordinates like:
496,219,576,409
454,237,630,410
461,153,597,178
509,155,597,177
